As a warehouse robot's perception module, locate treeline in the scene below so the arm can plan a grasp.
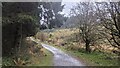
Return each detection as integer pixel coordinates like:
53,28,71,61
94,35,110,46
39,2,66,29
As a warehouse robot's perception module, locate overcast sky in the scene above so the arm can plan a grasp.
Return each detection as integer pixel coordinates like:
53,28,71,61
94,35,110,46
61,2,77,17
61,0,115,17
61,0,88,17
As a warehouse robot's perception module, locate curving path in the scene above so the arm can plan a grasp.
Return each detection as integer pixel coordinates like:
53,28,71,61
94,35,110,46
41,43,85,66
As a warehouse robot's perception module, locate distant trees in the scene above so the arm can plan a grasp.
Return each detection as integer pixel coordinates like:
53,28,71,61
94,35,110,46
64,16,79,28
39,2,65,29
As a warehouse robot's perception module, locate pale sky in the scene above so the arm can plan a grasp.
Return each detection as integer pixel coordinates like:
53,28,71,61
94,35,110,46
61,2,77,17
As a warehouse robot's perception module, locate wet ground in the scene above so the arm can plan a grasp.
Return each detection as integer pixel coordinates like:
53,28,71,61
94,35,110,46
42,43,85,66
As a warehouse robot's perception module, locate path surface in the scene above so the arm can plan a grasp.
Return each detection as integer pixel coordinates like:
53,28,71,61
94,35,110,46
41,43,85,66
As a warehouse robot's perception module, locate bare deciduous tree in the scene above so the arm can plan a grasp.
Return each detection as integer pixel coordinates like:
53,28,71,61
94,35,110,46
71,2,100,53
96,2,120,52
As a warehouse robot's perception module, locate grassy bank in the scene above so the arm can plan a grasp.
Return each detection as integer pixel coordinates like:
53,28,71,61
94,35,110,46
67,49,119,66
29,48,53,66
38,49,53,66
28,37,53,66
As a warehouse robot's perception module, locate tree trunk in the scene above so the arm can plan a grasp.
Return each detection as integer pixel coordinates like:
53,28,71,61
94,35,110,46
85,41,91,53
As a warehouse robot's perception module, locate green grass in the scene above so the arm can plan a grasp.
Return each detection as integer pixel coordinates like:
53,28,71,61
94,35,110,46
69,50,119,66
2,57,15,66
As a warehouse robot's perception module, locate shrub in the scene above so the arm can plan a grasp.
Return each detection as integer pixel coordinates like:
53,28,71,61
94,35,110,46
35,32,48,42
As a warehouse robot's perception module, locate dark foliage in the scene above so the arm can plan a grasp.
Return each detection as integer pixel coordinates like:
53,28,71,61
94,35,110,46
2,2,39,56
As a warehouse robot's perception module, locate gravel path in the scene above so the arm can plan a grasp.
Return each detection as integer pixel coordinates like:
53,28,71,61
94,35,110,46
42,43,85,66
